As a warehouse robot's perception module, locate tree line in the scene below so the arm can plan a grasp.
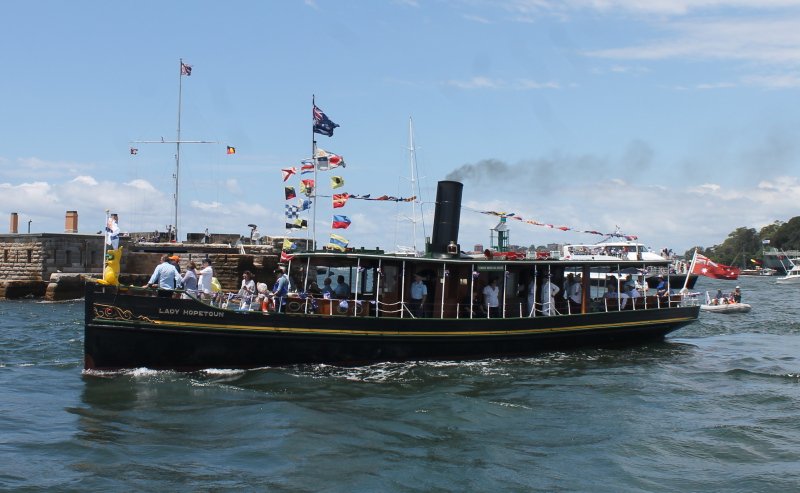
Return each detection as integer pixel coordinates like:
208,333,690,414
682,216,800,266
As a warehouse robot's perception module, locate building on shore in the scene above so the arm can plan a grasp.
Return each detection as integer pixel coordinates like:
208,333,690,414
0,211,309,300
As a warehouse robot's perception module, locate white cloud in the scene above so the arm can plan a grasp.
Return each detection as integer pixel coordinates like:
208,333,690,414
444,77,561,90
72,175,99,186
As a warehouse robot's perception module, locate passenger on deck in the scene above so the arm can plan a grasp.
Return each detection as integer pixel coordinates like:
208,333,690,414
568,274,582,313
563,274,574,303
605,284,629,309
334,275,350,298
181,261,198,298
271,267,289,309
656,275,669,298
409,273,427,318
307,281,322,296
321,277,334,298
482,277,500,318
145,254,183,297
198,259,213,300
541,275,560,316
623,274,636,292
239,271,256,306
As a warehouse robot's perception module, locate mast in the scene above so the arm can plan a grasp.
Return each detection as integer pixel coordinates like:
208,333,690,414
408,117,418,254
130,59,217,242
311,94,318,250
406,117,426,255
175,58,184,242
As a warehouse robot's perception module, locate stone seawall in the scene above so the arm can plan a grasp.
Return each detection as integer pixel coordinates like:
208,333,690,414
1,233,299,299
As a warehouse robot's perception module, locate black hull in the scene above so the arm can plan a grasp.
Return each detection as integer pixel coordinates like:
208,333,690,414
85,286,699,371
646,274,697,289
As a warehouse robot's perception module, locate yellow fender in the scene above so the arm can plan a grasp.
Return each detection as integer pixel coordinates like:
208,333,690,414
97,247,122,286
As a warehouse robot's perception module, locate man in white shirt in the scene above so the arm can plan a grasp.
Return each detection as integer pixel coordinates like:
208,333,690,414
541,275,560,316
482,278,500,318
568,274,582,313
197,258,213,300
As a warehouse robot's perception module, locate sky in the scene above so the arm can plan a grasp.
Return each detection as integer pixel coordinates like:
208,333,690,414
2,0,800,254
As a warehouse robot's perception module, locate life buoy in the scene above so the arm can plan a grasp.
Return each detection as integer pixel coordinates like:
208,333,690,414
336,303,349,315
286,301,303,313
354,302,364,316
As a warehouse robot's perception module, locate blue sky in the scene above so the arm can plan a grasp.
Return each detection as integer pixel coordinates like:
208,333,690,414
2,0,800,254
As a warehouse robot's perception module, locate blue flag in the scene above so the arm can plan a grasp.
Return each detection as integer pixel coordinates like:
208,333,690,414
332,215,351,229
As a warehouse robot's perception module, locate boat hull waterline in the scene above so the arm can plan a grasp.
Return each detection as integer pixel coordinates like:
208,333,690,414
699,303,752,314
85,286,699,370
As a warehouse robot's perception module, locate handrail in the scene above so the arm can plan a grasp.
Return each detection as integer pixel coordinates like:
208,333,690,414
106,285,692,318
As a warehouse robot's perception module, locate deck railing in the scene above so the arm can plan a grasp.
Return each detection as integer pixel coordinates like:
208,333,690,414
111,284,696,320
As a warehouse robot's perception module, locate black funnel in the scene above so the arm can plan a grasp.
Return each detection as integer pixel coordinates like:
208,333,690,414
430,180,463,256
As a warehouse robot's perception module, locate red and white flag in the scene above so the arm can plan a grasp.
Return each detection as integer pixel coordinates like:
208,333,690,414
691,252,740,280
281,167,297,182
180,61,192,76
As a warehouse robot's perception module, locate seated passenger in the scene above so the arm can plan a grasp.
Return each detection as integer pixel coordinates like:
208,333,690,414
334,275,350,299
320,277,334,298
604,284,629,309
655,276,669,297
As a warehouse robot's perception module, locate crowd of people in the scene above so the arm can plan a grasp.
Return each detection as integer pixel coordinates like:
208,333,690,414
145,259,693,317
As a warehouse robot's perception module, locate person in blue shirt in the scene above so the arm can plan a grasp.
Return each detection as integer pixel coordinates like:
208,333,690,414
145,254,183,297
409,273,428,318
270,267,289,310
334,275,350,299
320,277,334,297
655,275,669,298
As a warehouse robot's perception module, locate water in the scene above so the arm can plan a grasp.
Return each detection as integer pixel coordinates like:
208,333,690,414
1,276,798,492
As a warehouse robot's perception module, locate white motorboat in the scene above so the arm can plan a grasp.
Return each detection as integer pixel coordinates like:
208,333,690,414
776,265,800,284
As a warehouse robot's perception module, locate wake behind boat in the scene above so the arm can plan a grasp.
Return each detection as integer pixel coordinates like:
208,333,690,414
84,181,700,371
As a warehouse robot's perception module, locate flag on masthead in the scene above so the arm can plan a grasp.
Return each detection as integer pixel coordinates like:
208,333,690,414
313,104,339,137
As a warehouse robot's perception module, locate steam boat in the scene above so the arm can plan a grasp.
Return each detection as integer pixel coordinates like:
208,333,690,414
84,181,700,371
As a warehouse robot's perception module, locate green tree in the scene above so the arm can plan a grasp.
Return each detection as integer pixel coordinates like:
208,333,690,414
769,217,800,250
706,227,760,266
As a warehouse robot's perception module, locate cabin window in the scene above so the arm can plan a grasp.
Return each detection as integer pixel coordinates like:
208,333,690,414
381,265,398,293
27,249,32,262
3,249,7,262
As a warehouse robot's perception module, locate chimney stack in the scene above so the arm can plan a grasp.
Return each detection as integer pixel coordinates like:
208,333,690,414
10,212,18,234
430,181,463,258
65,211,78,233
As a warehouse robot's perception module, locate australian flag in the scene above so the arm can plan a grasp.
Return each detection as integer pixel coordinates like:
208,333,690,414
313,104,339,137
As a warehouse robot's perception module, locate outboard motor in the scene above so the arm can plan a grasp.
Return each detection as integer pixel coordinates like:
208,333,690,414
430,180,463,258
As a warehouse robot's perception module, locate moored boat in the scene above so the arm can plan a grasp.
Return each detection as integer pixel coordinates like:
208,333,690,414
776,265,800,284
84,181,700,370
559,240,698,289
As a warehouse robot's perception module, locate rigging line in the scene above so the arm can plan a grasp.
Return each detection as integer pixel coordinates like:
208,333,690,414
458,205,639,239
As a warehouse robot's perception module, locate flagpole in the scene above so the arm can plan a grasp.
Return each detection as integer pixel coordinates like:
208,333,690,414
311,94,318,251
682,249,698,292
175,58,184,243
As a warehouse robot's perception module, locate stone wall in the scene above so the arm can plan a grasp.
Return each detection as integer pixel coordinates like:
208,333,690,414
0,233,104,298
0,233,104,281
0,233,291,298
